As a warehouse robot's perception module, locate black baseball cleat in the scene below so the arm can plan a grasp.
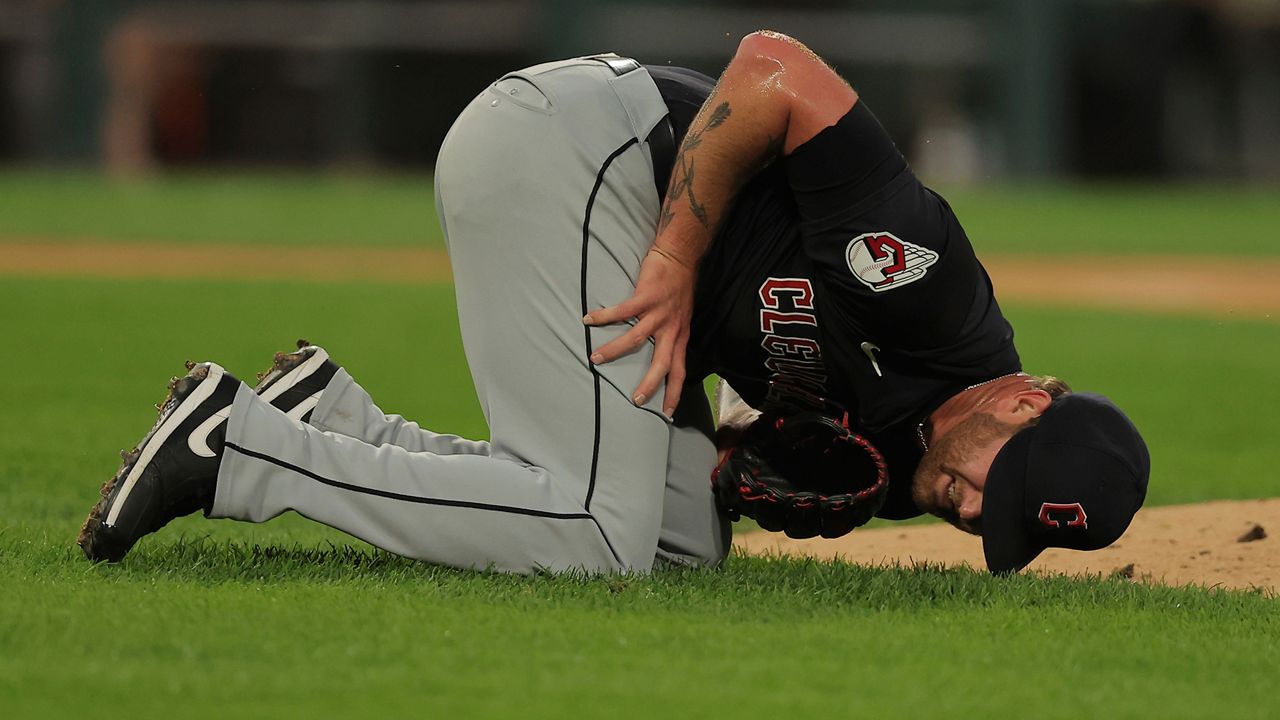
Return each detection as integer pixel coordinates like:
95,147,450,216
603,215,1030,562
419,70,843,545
253,339,340,422
77,362,242,563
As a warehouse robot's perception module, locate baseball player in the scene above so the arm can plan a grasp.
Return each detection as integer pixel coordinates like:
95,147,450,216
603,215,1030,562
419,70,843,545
78,32,1149,575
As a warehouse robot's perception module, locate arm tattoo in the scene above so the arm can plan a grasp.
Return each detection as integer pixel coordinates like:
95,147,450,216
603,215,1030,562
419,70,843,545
657,101,731,234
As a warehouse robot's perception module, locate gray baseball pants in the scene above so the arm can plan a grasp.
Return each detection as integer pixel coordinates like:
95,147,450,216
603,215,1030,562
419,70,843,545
210,57,731,573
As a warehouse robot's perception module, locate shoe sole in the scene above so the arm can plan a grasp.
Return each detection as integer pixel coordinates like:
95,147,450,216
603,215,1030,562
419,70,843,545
77,362,227,562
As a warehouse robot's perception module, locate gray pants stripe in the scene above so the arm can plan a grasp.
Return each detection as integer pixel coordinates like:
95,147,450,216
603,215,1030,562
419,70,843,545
581,135,642,514
223,441,596,520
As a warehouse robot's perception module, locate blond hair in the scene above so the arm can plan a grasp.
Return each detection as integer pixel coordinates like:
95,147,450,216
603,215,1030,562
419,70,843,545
1027,374,1072,399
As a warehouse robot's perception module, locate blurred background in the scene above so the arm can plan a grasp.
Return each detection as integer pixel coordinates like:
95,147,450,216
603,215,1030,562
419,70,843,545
2,0,1278,181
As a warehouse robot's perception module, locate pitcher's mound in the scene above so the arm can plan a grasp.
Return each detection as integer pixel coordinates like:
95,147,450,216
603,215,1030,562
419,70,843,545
736,498,1279,594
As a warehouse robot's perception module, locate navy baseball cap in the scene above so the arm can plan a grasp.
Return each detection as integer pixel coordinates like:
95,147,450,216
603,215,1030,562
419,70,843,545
981,393,1150,574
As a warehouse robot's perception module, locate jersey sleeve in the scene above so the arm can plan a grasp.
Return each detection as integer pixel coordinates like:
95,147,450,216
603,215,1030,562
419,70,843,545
784,101,913,232
783,101,999,354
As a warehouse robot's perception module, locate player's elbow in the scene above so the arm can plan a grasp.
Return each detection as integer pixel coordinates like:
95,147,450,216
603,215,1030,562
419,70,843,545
728,31,815,118
733,31,857,152
734,30,824,78
737,30,807,60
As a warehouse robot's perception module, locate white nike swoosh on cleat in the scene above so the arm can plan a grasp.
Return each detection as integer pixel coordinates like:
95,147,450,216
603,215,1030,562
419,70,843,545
187,405,232,458
106,364,225,527
285,391,322,422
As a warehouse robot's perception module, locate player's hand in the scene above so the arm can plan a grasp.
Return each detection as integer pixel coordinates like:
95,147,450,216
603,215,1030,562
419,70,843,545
583,246,696,418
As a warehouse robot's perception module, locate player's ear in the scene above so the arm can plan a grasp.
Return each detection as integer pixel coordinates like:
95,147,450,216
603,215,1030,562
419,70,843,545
992,387,1052,423
1008,388,1053,419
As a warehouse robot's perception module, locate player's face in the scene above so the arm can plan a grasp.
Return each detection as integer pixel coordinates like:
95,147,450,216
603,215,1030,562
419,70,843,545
911,413,1021,535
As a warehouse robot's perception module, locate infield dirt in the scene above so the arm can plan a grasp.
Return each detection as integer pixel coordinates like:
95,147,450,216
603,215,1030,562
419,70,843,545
4,239,1276,593
3,240,1280,322
739,499,1279,594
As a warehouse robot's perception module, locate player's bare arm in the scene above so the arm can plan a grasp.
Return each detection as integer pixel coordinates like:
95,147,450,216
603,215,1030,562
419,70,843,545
584,31,858,417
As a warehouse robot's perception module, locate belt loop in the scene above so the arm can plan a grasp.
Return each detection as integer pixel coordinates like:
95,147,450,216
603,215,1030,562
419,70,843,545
583,53,642,76
587,53,673,201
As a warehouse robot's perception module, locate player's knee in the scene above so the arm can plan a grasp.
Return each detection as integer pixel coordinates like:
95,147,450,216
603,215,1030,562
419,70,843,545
656,533,730,569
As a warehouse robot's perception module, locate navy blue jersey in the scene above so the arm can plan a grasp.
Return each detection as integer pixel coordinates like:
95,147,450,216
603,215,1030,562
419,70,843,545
647,66,1021,519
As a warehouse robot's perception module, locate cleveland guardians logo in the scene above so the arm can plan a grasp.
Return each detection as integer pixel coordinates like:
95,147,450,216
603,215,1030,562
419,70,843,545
1039,502,1088,529
845,232,939,292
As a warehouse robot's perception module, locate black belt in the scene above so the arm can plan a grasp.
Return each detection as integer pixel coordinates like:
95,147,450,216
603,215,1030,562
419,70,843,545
646,115,676,203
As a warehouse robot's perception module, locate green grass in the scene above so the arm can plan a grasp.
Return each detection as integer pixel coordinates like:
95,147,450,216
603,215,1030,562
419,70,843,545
3,540,1277,719
1,274,1278,717
3,170,1279,256
0,170,443,248
0,277,481,525
943,183,1280,256
2,175,1278,717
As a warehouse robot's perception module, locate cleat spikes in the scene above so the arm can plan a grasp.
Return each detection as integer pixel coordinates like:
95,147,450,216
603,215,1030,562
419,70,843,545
79,361,237,563
251,340,338,422
184,360,196,371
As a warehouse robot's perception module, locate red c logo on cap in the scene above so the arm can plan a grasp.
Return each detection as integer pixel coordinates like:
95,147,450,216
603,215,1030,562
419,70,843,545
1039,502,1088,529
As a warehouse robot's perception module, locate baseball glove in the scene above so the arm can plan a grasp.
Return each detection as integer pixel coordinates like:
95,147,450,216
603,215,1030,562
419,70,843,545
712,410,889,539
